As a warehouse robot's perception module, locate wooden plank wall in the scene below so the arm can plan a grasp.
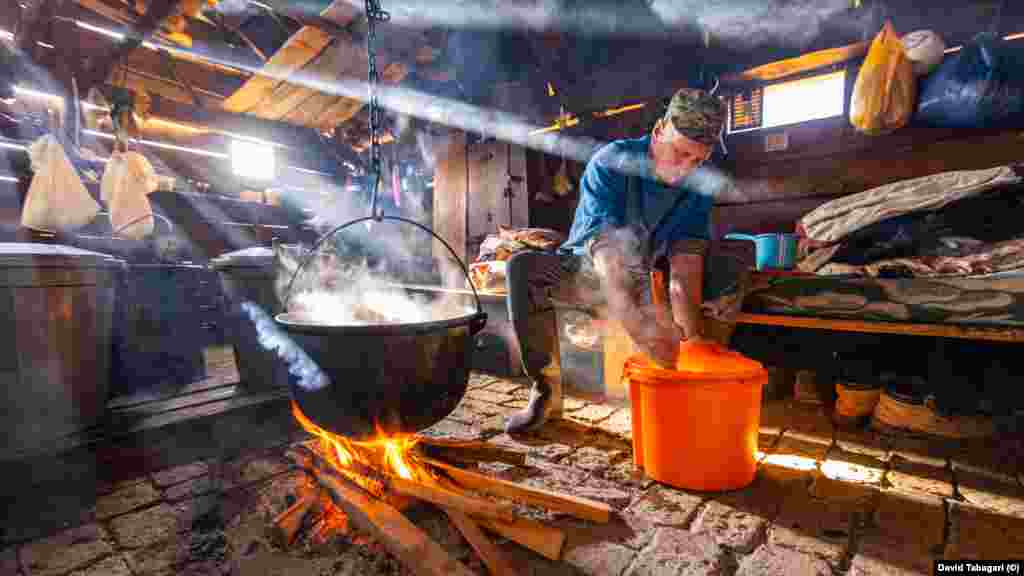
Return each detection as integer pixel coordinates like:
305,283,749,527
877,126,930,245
432,130,468,265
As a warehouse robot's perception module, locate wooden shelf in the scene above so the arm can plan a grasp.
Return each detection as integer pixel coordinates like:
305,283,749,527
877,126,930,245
736,312,1024,343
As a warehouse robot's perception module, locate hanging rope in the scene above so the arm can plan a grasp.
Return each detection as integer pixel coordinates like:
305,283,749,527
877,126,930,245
364,0,390,221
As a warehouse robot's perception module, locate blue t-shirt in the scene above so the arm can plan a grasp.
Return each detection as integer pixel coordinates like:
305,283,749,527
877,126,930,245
559,136,722,264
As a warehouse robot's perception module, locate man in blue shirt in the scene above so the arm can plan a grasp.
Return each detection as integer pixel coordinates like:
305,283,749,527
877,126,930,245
505,87,750,434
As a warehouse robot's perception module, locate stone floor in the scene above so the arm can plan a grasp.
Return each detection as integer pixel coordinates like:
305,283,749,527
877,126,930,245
3,372,1024,576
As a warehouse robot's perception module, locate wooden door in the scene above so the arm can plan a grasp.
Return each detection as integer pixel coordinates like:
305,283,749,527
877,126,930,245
467,140,530,244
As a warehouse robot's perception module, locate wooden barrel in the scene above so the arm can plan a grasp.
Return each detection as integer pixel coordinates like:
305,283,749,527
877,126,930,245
0,243,123,455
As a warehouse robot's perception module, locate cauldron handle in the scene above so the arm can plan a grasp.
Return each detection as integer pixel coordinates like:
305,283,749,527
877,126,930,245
282,215,484,316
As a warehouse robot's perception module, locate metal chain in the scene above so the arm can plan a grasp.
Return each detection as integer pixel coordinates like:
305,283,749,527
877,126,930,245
365,0,389,220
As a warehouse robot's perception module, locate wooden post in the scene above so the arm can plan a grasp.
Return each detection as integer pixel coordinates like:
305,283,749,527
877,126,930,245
432,130,468,282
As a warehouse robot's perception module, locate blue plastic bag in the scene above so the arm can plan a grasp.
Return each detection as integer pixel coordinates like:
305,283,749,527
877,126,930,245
915,33,1024,128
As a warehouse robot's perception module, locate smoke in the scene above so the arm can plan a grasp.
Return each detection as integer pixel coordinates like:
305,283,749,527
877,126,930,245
649,0,872,49
240,301,329,392
255,0,868,50
273,230,474,327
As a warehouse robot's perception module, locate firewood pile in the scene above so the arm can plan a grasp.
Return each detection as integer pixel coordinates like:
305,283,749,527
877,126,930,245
274,435,613,576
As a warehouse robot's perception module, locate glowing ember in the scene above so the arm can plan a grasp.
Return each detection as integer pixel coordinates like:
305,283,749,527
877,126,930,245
291,401,422,482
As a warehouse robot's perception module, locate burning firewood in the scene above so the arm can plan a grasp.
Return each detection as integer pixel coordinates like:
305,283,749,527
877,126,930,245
414,437,527,467
291,444,517,523
280,401,618,573
475,514,566,562
313,461,477,576
425,457,613,524
268,488,320,548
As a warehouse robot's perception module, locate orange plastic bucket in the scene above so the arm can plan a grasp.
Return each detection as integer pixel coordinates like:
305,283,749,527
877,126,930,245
626,340,768,492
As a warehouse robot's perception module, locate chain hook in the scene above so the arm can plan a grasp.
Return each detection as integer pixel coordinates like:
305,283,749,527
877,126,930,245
365,0,389,222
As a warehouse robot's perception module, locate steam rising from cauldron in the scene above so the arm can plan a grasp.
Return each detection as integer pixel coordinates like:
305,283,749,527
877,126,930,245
240,301,329,392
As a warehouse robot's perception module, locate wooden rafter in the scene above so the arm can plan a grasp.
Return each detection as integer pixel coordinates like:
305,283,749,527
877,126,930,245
79,0,184,93
721,41,869,84
71,0,252,77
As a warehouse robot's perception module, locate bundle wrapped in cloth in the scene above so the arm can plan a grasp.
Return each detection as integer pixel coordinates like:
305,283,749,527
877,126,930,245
469,226,566,293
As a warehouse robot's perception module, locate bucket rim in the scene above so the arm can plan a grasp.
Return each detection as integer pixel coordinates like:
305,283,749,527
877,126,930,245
623,355,768,384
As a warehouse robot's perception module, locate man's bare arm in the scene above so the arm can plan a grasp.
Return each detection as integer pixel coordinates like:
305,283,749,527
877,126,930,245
593,245,681,366
667,249,704,340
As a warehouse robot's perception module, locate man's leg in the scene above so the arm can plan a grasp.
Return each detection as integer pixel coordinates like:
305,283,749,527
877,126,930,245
505,250,565,434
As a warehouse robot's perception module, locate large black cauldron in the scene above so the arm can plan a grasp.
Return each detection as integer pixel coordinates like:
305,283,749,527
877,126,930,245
274,216,488,440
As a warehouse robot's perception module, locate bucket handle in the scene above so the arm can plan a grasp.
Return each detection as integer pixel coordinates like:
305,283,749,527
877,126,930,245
281,215,483,316
110,212,175,238
723,232,756,242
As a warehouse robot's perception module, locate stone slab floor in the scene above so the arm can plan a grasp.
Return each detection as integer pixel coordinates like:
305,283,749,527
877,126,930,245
3,372,1023,576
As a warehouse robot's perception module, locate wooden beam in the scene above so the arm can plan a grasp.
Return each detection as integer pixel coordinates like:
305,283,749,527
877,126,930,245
17,0,61,63
222,0,356,115
108,65,228,107
71,0,255,77
79,0,183,93
72,0,139,26
120,42,247,97
721,41,869,84
735,313,1024,343
145,94,324,148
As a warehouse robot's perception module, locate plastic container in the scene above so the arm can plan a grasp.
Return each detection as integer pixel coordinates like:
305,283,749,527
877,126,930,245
723,233,798,271
0,243,124,454
210,246,290,391
626,340,768,492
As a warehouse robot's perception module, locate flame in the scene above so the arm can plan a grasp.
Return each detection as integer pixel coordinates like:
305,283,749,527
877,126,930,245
291,401,421,482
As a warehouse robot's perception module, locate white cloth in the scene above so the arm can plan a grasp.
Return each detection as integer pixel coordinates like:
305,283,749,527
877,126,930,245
102,151,160,240
21,135,101,232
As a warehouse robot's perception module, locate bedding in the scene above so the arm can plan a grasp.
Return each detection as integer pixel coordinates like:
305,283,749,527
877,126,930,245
797,165,1021,244
743,272,1024,326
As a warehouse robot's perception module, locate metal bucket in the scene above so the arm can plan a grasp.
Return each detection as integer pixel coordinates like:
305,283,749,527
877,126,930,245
210,246,290,392
0,244,123,455
273,216,488,440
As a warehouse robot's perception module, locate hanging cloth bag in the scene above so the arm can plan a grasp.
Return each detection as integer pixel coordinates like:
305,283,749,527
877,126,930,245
103,150,160,241
850,21,917,136
21,134,101,232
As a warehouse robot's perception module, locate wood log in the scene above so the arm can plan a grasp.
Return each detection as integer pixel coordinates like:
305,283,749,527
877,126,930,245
415,438,527,467
434,477,516,576
268,488,319,548
389,475,516,523
291,443,515,521
425,458,613,524
313,464,476,576
476,516,566,562
287,445,388,500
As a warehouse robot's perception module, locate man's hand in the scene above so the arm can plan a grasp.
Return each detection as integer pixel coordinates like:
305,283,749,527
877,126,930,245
633,315,683,367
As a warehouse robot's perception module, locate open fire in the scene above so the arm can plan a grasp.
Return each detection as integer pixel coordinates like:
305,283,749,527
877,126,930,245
278,402,615,576
293,400,423,484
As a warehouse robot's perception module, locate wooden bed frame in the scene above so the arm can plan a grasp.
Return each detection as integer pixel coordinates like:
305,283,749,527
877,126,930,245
735,312,1024,343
